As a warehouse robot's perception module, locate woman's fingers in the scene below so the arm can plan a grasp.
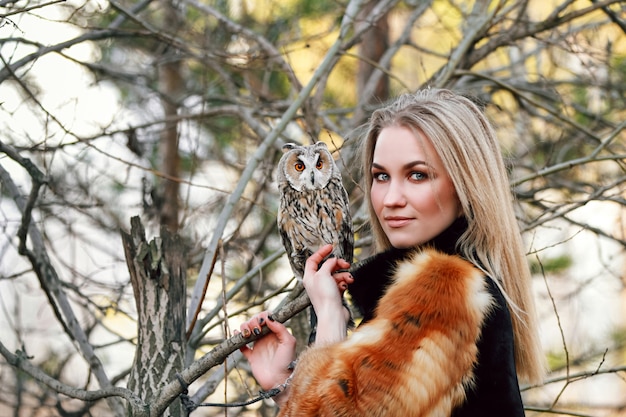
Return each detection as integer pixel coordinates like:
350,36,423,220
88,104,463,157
304,245,351,276
238,312,267,339
239,316,261,338
304,244,334,273
264,314,295,344
331,257,351,272
237,311,294,343
333,271,354,292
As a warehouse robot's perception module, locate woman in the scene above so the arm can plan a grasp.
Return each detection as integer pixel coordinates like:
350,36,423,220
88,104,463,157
239,88,544,416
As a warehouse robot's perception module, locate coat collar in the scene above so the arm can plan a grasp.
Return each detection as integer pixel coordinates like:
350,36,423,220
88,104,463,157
348,217,468,322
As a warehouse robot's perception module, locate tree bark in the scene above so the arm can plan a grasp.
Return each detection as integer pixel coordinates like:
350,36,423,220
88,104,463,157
122,216,187,417
356,0,390,108
156,0,184,233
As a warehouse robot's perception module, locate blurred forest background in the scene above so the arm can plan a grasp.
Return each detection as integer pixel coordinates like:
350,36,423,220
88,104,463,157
1,0,625,416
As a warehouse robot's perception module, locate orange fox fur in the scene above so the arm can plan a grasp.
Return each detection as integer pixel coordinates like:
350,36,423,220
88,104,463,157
278,249,494,417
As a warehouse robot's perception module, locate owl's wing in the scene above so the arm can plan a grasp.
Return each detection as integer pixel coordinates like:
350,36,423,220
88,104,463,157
333,178,354,263
278,214,305,279
341,188,354,263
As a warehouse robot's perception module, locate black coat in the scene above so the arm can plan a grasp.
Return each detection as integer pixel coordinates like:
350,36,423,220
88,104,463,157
348,218,525,417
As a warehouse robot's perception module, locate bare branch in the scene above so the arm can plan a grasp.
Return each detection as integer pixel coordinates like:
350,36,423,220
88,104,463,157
0,341,144,414
512,121,626,187
0,153,125,416
0,0,66,18
153,290,311,415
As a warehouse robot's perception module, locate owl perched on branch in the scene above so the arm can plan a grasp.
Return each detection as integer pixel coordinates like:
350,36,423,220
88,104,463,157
277,142,354,342
277,142,354,279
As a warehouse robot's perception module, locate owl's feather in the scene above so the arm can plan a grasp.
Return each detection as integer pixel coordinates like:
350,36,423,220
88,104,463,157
277,142,353,279
278,178,352,277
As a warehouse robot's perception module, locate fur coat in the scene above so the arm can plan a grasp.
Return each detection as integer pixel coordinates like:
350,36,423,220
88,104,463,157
278,219,525,417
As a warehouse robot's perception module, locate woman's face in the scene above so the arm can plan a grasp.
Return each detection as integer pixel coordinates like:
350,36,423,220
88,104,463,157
370,125,462,249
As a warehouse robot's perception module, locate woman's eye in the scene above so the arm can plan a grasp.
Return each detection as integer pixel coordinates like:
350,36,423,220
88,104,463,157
410,171,427,181
373,172,389,182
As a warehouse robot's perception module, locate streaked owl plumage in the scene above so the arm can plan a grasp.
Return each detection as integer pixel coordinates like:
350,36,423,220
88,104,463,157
277,142,354,280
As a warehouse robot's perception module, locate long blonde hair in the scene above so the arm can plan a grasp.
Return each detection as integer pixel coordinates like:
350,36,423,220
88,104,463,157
360,88,544,384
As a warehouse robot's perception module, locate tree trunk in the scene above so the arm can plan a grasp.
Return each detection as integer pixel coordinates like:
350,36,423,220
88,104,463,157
122,216,187,417
156,0,184,233
356,0,390,108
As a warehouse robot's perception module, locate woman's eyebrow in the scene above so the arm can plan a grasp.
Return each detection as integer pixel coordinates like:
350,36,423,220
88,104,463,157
371,161,428,170
403,160,428,169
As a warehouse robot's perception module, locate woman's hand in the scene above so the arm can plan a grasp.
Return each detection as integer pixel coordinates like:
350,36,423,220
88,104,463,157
238,311,296,400
303,244,353,345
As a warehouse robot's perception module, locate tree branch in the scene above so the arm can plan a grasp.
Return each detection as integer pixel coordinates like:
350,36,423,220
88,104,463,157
511,121,626,187
0,341,145,414
0,0,66,18
0,146,125,416
152,290,311,415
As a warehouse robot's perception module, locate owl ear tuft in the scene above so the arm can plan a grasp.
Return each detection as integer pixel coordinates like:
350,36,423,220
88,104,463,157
282,143,297,153
314,141,328,149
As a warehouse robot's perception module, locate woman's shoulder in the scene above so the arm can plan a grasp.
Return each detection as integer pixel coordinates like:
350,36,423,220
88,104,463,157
373,249,496,321
348,248,494,322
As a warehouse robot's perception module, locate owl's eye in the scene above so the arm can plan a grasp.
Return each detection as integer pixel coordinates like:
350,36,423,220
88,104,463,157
295,162,305,171
316,160,324,170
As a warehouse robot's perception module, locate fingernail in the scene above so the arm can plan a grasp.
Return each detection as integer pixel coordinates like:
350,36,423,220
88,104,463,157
268,314,275,322
253,328,261,336
259,317,265,325
242,329,251,338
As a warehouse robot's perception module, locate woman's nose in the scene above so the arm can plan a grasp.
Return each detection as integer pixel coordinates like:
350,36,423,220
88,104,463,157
383,180,406,207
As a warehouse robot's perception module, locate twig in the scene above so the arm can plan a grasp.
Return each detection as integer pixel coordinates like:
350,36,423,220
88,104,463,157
432,0,498,87
0,0,66,18
185,241,219,340
524,365,626,390
523,407,596,417
511,121,626,187
536,254,571,408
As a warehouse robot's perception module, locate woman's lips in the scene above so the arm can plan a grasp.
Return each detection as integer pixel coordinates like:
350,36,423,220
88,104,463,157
384,217,413,228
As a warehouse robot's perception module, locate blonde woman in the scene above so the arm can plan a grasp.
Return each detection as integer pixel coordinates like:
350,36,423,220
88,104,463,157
239,88,544,416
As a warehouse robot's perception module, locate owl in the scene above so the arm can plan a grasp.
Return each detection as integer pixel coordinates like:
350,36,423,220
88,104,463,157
277,142,354,343
276,141,354,281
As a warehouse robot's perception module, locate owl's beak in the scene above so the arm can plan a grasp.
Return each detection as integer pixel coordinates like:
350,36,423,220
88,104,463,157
310,171,315,185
